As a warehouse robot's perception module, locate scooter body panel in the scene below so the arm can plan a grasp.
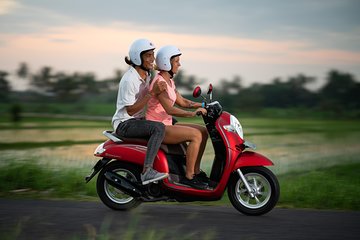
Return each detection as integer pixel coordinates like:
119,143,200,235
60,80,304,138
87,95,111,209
96,140,170,173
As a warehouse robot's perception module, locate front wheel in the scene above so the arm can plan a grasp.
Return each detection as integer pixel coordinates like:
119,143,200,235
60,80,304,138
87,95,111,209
227,166,280,216
97,161,142,211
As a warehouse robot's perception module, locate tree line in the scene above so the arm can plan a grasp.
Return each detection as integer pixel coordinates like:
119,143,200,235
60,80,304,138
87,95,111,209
1,62,359,117
216,71,359,115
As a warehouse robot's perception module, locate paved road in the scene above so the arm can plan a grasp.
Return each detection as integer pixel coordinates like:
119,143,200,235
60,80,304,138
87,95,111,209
0,199,359,240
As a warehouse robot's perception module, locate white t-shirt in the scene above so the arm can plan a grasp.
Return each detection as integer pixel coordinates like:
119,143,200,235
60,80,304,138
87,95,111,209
112,66,149,131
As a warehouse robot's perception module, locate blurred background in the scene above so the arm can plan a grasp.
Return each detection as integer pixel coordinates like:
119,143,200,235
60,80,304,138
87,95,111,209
0,0,359,214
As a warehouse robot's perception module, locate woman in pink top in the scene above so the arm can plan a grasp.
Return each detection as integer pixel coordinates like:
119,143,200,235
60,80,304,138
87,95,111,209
146,45,208,190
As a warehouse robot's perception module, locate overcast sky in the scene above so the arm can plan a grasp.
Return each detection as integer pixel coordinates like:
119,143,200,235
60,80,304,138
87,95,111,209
1,0,360,90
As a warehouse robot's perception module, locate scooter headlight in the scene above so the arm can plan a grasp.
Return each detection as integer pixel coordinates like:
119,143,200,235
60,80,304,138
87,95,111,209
223,115,244,139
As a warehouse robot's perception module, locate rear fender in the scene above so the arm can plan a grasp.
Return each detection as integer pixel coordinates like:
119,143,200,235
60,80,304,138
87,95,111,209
234,151,274,170
99,143,169,173
85,158,111,183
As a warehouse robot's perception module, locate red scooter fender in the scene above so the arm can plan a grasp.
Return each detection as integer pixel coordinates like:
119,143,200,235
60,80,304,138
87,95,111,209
233,151,274,170
97,140,170,173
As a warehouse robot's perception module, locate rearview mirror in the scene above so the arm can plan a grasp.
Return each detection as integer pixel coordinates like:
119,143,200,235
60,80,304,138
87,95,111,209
193,86,202,98
207,84,213,94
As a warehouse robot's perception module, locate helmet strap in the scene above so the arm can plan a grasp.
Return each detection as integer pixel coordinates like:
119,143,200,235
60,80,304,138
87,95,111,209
168,70,174,78
167,54,180,79
140,64,151,72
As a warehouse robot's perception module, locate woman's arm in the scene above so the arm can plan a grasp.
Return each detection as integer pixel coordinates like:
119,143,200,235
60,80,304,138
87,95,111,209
158,91,196,117
175,90,202,109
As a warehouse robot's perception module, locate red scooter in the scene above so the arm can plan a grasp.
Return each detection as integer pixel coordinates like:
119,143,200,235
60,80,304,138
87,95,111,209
85,84,280,216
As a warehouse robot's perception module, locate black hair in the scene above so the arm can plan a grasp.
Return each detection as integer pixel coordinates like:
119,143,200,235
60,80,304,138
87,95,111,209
124,56,133,66
170,54,181,61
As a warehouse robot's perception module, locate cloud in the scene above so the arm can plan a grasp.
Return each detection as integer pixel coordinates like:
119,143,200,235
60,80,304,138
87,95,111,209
1,0,360,89
4,1,360,37
1,23,359,76
0,0,19,15
2,0,359,56
49,38,73,43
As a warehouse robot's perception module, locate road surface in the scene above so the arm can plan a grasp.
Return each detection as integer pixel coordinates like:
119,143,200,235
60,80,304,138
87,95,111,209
0,199,359,239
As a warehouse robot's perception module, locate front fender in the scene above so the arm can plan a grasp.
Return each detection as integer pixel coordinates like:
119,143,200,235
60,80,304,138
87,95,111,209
234,151,274,169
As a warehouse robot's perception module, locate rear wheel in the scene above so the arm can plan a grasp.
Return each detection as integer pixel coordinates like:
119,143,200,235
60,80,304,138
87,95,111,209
97,161,142,210
227,167,280,216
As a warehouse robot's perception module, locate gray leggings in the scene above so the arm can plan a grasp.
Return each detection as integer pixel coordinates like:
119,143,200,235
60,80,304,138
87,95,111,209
116,119,165,168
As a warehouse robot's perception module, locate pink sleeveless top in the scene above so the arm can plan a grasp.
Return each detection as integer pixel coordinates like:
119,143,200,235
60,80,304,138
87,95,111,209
146,74,177,125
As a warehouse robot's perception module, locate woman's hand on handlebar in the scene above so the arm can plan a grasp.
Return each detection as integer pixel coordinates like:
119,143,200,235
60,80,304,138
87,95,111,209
193,107,207,117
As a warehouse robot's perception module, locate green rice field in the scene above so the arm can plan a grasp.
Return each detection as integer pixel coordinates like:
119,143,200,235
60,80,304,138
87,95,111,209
0,114,359,209
0,115,359,174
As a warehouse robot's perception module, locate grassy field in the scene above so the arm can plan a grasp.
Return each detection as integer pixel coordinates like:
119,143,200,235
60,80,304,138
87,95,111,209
279,162,360,210
0,114,359,210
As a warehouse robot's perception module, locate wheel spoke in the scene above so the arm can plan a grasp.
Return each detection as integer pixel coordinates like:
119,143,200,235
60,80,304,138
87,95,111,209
257,191,264,196
245,195,250,204
253,177,258,189
256,182,264,191
237,187,247,194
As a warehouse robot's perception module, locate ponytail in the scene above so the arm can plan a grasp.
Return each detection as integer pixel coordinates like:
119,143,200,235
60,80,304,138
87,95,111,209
124,56,133,65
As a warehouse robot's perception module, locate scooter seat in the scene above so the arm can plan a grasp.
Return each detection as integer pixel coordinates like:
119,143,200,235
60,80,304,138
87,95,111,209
103,130,187,155
160,143,187,156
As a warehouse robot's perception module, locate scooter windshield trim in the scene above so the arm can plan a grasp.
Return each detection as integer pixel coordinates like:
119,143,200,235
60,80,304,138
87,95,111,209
223,115,244,139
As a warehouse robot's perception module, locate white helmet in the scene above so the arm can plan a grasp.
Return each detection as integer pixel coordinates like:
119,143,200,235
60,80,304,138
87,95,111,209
129,39,155,66
156,45,182,71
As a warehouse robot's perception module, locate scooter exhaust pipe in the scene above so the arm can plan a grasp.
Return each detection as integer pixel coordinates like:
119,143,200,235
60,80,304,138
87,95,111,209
104,171,143,198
